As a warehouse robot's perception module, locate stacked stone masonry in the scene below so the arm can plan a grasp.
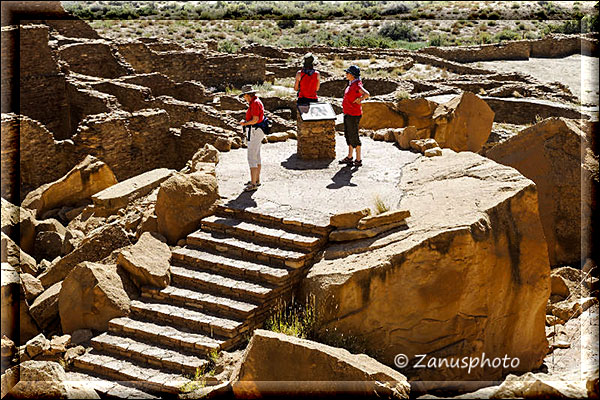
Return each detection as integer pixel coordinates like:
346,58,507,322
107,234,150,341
296,117,337,160
73,205,331,395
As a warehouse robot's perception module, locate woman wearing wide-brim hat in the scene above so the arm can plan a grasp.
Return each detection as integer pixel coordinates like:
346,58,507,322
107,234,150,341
294,53,321,106
239,84,265,191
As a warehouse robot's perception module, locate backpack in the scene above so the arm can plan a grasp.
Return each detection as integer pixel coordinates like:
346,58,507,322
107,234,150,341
255,115,272,136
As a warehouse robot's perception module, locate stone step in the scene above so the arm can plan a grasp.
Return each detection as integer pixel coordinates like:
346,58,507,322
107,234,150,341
170,264,273,303
73,351,189,394
201,215,323,251
186,230,310,269
108,317,224,354
216,205,332,237
172,247,292,286
130,299,243,339
91,332,208,376
66,370,160,399
142,285,258,321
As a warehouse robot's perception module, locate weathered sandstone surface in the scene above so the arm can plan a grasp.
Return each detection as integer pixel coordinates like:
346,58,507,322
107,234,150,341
232,329,410,399
486,118,592,266
301,150,551,383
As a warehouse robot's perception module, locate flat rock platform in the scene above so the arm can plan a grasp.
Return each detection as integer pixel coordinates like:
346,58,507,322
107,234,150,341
216,135,420,227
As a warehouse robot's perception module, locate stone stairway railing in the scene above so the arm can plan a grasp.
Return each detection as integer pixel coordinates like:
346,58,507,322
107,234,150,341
71,204,331,396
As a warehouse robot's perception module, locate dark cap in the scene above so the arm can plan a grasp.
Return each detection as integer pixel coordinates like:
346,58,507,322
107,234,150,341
344,65,361,78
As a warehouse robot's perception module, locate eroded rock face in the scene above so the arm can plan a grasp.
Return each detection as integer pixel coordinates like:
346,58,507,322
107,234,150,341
231,329,410,399
21,155,117,218
486,118,591,266
156,172,219,244
59,261,130,334
432,91,494,153
301,150,550,383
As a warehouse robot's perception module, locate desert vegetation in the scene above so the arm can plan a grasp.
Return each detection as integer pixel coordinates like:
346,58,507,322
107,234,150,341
63,1,599,50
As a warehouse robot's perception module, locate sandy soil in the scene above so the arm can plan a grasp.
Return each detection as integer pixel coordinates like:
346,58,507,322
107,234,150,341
471,55,600,107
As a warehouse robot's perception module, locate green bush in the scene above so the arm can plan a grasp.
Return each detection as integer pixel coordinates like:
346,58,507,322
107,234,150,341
495,28,520,42
378,22,418,41
218,40,239,54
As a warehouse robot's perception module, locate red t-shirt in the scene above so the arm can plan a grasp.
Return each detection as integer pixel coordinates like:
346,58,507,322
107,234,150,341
342,79,364,116
297,70,319,100
245,96,264,124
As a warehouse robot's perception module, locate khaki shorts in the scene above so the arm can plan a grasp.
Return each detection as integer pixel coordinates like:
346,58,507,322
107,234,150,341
247,127,265,168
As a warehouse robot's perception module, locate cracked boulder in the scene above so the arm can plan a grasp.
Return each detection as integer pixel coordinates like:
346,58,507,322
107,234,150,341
301,150,550,384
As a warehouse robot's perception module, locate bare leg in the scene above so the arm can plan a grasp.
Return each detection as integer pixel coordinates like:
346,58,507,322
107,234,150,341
356,146,361,161
256,164,261,184
347,145,353,158
250,167,259,185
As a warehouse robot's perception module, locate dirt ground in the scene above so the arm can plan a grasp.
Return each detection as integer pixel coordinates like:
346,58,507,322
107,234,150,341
471,54,600,107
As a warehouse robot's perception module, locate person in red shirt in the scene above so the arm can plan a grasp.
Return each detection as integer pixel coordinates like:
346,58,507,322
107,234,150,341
239,85,265,191
294,53,320,106
340,65,370,168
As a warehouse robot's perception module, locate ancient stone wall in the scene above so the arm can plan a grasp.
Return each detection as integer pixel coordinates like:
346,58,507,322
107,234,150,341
178,122,236,163
152,96,238,130
1,26,18,114
57,42,133,78
18,25,71,140
419,34,594,63
89,81,153,112
18,115,78,198
318,78,402,98
1,114,19,203
66,81,120,135
118,73,211,104
420,40,531,62
296,118,336,160
72,109,178,181
43,19,100,39
116,41,266,89
482,97,587,125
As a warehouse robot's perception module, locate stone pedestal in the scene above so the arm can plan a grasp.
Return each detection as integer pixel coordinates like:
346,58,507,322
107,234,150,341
296,115,336,160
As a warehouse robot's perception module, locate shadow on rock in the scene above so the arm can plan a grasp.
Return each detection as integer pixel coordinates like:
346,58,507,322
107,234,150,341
281,153,333,171
327,165,358,189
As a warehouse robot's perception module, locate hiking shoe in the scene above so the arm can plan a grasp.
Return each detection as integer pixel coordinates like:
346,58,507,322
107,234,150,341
243,183,259,192
339,156,353,164
353,159,362,167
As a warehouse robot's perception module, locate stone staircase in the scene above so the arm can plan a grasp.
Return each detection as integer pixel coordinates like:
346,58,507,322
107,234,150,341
70,205,330,397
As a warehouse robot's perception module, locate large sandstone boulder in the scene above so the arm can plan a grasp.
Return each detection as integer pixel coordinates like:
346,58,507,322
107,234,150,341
21,155,118,217
301,150,550,384
59,261,130,333
8,360,99,399
1,233,37,276
38,223,130,288
432,91,494,153
486,117,591,266
231,330,410,399
117,232,171,289
91,168,174,217
156,171,219,244
396,98,438,132
29,281,62,331
359,102,406,130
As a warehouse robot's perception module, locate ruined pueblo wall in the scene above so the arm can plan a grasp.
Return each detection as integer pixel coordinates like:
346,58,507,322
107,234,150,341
116,42,266,89
18,25,71,140
419,34,595,63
